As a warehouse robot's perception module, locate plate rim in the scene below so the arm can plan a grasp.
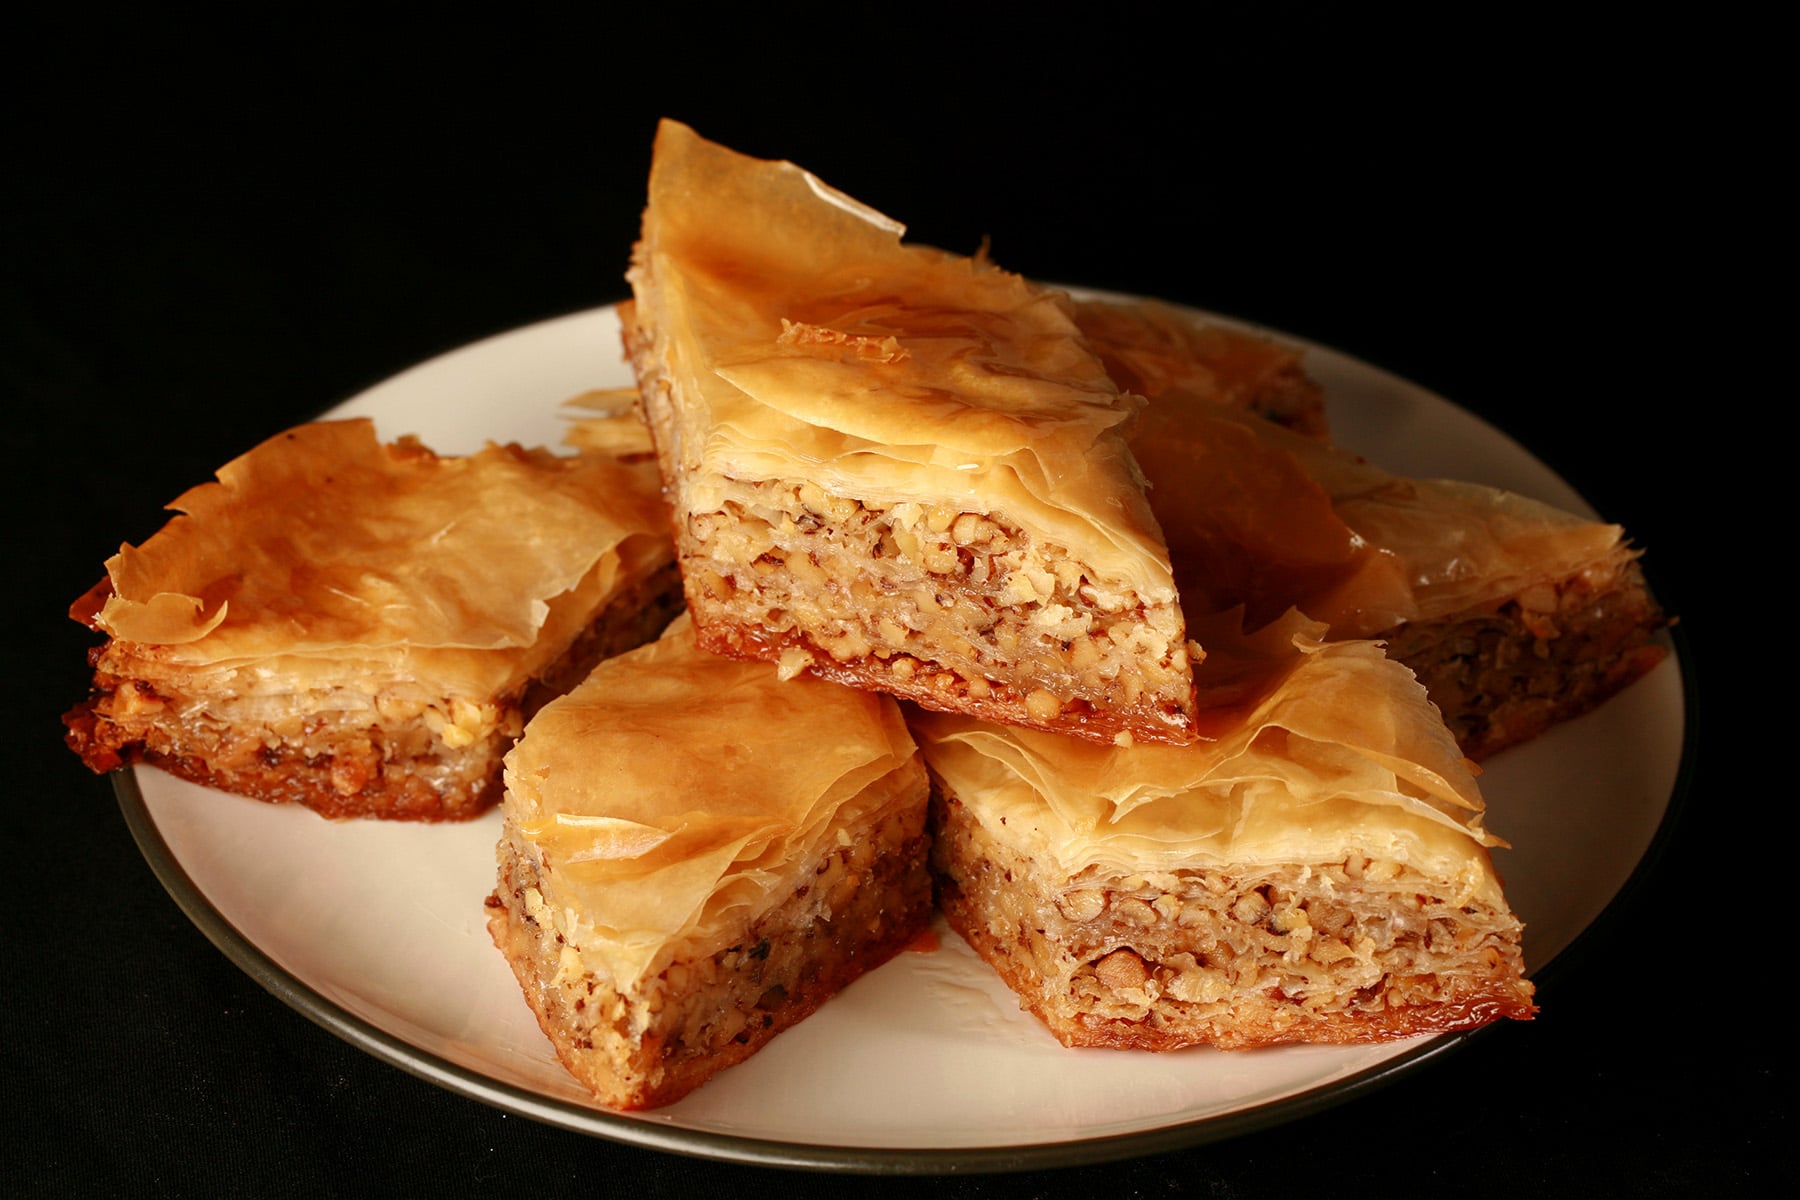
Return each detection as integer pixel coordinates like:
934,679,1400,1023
112,765,1489,1171
108,299,1695,1173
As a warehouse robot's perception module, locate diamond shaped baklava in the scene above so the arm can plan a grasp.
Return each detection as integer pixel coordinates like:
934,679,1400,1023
487,615,930,1109
624,120,1198,747
64,418,679,820
912,609,1537,1051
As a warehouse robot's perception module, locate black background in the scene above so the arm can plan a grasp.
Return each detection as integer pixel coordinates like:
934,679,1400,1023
9,9,1746,1197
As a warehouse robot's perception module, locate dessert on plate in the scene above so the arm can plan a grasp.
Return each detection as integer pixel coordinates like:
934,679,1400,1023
487,615,931,1109
911,607,1537,1050
624,119,1199,747
64,418,680,820
1123,386,1665,759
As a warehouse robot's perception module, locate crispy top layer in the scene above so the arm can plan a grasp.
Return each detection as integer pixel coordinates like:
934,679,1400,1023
1125,377,1637,636
909,609,1508,907
79,418,670,675
501,614,923,991
629,119,1178,603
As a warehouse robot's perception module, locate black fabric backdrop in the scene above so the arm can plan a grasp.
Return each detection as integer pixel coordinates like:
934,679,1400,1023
9,10,1749,1197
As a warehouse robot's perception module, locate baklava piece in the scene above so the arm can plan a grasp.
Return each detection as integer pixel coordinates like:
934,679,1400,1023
624,120,1198,747
64,418,680,820
487,616,930,1110
1127,395,1666,759
912,611,1536,1050
1071,297,1330,438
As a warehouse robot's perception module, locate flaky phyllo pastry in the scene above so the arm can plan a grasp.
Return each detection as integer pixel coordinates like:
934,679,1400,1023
912,609,1537,1051
1070,297,1330,439
559,386,660,460
624,119,1199,747
487,614,930,1110
64,418,680,820
1121,385,1665,758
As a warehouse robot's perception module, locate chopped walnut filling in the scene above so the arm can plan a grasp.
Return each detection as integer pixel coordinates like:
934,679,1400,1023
678,477,1193,741
68,665,514,818
490,801,930,1109
1386,557,1665,759
930,792,1533,1049
64,563,684,821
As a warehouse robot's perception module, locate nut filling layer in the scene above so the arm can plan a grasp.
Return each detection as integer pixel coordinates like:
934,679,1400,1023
488,803,931,1111
65,562,684,822
1387,557,1666,760
677,477,1195,746
930,791,1536,1050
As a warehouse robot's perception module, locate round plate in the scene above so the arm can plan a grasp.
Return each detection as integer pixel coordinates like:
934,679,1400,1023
116,301,1687,1172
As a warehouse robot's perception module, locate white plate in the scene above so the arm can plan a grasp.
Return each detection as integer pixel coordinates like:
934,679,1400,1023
117,301,1687,1172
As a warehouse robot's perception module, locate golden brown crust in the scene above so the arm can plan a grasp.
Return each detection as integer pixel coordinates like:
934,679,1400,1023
1071,298,1330,438
1122,382,1668,759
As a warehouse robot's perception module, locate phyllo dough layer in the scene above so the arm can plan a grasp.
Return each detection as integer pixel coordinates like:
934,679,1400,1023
488,615,931,1110
625,119,1198,747
1071,297,1329,438
1122,381,1665,758
911,611,1536,1051
64,418,679,820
